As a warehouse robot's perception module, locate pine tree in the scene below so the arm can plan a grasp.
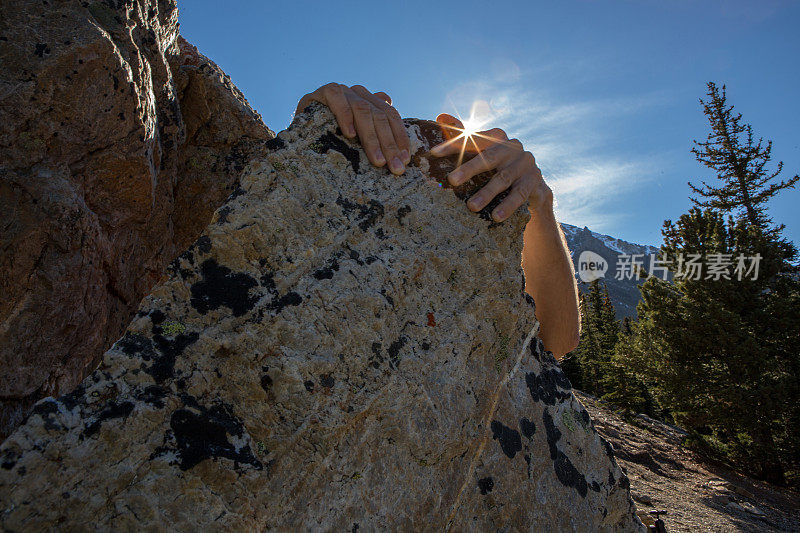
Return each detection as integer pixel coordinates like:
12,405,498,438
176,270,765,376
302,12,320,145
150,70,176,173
563,280,619,397
626,83,800,484
628,208,800,484
689,82,799,229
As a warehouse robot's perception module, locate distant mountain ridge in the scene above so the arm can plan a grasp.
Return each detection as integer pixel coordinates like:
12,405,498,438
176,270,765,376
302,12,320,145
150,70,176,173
560,223,660,319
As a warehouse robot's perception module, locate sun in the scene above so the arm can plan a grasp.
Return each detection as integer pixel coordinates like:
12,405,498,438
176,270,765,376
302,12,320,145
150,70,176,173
459,115,484,139
452,99,492,143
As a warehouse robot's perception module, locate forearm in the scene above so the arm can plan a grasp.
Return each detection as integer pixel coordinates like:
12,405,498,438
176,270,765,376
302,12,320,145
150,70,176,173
521,200,580,359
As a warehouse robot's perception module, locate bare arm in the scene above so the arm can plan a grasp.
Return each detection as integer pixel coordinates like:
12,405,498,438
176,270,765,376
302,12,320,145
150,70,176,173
430,114,580,359
521,196,580,359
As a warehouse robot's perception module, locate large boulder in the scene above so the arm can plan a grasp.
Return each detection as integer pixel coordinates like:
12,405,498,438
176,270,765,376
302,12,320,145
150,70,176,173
0,1,273,438
0,104,643,531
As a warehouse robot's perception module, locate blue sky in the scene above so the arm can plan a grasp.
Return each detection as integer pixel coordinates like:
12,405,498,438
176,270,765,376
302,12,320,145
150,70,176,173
180,0,799,247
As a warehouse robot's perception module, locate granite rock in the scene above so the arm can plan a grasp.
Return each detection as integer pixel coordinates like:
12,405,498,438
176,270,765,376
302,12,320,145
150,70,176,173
0,0,272,438
0,104,643,531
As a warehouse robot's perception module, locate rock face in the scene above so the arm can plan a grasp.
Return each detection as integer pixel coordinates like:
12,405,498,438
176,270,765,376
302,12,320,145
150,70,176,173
0,104,643,531
0,1,273,438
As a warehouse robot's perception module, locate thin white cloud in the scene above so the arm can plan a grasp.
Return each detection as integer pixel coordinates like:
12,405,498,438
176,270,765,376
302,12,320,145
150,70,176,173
439,65,668,232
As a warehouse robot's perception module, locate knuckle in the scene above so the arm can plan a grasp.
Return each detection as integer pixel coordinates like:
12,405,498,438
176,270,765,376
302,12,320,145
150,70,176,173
513,186,528,204
384,106,401,120
373,112,391,125
350,84,368,93
523,150,536,164
351,99,372,114
509,138,524,149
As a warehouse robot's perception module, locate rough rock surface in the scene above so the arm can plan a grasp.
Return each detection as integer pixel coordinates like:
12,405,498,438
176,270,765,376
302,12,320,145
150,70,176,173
0,1,273,438
0,104,643,530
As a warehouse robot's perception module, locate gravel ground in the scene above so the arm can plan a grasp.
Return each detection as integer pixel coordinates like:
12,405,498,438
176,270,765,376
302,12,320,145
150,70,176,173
575,391,800,532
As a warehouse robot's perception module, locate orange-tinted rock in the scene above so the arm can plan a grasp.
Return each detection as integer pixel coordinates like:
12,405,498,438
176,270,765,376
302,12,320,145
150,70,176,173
0,1,272,439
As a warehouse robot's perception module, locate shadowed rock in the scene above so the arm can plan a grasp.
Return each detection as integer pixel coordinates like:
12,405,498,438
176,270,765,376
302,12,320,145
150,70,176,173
0,103,643,531
0,0,273,438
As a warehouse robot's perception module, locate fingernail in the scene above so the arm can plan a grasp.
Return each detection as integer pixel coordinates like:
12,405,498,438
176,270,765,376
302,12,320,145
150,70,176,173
375,150,386,165
494,208,505,221
400,149,410,164
468,195,482,210
430,144,443,155
347,126,356,137
390,157,404,174
449,170,463,184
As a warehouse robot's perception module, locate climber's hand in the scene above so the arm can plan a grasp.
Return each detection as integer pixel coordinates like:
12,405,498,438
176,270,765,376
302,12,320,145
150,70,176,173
429,113,553,222
296,83,411,175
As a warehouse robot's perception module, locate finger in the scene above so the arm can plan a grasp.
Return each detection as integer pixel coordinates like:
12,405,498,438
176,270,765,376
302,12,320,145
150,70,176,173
491,172,536,222
321,84,356,138
466,154,529,212
448,141,517,186
436,113,464,142
351,86,408,171
373,108,405,174
295,90,322,116
370,99,410,166
348,94,385,167
373,91,392,105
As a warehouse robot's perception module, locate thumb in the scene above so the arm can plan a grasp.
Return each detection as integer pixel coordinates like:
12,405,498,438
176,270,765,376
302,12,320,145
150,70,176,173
436,113,464,142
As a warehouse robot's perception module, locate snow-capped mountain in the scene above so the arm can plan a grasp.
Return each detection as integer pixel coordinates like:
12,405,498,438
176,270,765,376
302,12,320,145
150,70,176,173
560,223,660,319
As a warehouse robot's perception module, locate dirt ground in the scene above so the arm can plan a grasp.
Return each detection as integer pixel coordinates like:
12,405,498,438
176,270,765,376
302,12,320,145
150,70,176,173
575,391,800,532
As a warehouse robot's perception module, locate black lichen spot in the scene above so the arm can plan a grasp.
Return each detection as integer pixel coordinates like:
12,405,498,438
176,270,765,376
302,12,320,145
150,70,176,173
137,385,167,408
312,131,360,172
257,271,303,315
543,410,588,498
83,401,134,438
304,380,315,392
601,437,615,458
146,332,199,384
335,195,384,232
149,309,166,326
32,400,63,431
387,336,407,369
194,235,212,254
380,288,394,307
520,417,536,439
114,333,156,361
216,206,232,224
226,187,247,202
490,420,522,459
268,291,302,313
163,403,263,471
34,43,51,57
397,205,411,225
260,374,273,393
369,342,384,369
590,480,601,492
525,368,572,406
421,341,431,350
265,136,286,150
313,256,340,280
578,407,591,427
1,451,17,471
60,384,87,411
478,476,494,495
608,469,616,486
191,259,258,317
320,374,335,388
